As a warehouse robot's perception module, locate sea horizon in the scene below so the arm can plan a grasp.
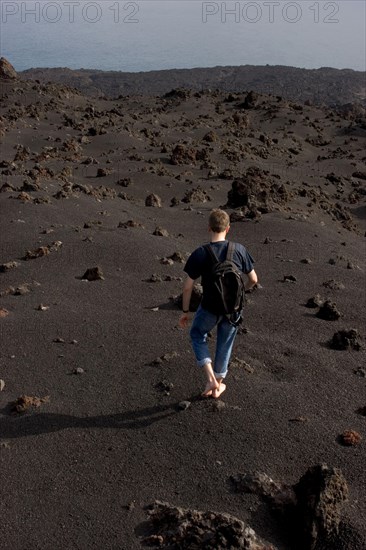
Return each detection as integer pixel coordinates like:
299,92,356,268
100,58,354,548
1,1,365,74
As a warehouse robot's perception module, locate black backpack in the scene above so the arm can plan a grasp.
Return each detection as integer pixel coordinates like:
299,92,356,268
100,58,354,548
201,242,245,323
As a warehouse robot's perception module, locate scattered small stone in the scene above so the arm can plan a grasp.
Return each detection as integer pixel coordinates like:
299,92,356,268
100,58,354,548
212,400,226,411
0,442,10,449
11,395,50,414
156,380,174,395
356,406,366,416
36,304,49,311
316,300,341,321
177,400,191,411
169,251,185,263
145,193,162,207
305,294,323,308
149,352,179,366
12,284,31,296
160,257,174,266
116,177,132,187
328,258,336,265
118,220,144,229
354,367,366,378
173,284,203,311
0,261,20,272
53,337,65,343
289,416,308,423
146,274,163,283
346,261,355,270
0,379,5,391
283,275,297,283
170,196,180,207
24,246,50,260
153,226,169,237
0,308,9,318
70,339,78,345
300,258,312,264
340,430,361,446
182,186,212,204
329,329,362,350
96,168,107,177
263,237,271,244
322,279,345,290
81,266,104,281
73,367,84,375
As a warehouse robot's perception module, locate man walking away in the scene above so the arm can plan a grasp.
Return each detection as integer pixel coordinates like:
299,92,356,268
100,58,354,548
179,209,258,398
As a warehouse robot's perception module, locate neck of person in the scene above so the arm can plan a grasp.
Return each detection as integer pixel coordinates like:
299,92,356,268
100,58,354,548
210,231,228,243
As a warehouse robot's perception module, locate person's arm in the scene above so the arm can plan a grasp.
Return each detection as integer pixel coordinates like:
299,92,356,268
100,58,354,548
178,276,195,328
244,269,258,292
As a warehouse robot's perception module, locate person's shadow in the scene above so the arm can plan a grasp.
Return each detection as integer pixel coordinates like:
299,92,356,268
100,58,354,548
0,395,201,440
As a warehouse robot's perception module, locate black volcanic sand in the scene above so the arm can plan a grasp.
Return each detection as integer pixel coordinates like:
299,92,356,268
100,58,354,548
0,75,366,549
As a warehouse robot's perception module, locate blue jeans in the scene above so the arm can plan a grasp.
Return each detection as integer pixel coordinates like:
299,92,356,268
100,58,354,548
189,305,239,379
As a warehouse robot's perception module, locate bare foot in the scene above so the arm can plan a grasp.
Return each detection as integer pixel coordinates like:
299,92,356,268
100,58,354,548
213,383,226,399
201,380,219,397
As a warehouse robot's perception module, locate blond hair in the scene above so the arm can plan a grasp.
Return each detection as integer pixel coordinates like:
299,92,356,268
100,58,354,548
208,209,230,233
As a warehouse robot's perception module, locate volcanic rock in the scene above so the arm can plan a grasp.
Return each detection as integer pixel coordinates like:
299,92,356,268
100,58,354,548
316,300,341,321
170,144,197,165
0,308,9,318
305,294,323,308
181,186,211,204
0,261,20,272
142,500,276,549
145,193,162,207
118,220,144,229
24,246,51,260
0,57,17,80
11,395,50,414
329,329,362,350
153,226,169,237
339,430,362,447
240,90,258,109
227,166,288,212
81,267,104,281
174,284,202,312
294,464,348,549
231,472,284,501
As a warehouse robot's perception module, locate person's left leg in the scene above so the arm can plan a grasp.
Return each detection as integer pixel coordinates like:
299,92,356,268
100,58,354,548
212,317,238,397
190,305,220,396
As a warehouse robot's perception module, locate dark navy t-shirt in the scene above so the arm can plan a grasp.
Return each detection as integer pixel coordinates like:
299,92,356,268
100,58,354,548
184,240,254,282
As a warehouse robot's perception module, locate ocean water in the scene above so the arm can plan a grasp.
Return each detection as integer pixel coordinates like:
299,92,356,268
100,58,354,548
0,0,365,73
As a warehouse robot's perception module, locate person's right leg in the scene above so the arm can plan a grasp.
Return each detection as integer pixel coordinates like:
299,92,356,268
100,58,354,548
190,305,220,396
212,316,238,397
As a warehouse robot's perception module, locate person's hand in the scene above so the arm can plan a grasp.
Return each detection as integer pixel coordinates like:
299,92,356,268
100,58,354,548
178,312,191,329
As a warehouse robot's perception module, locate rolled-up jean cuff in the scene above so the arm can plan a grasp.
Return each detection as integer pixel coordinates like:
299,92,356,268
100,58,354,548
197,357,211,367
214,371,228,379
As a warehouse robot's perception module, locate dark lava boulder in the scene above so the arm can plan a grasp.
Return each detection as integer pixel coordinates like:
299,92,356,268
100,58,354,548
316,300,341,321
227,166,289,212
329,329,362,350
141,500,277,549
145,193,162,207
294,464,348,550
0,57,17,80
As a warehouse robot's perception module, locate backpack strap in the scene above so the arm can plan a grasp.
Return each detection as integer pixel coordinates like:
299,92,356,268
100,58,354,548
204,243,219,264
226,241,235,261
